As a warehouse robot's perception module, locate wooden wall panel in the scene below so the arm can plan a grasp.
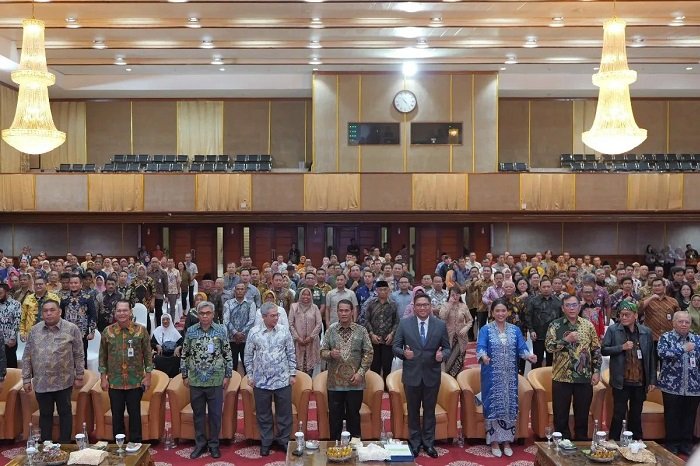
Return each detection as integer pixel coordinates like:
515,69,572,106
468,174,520,211
669,101,700,154
305,224,325,265
491,223,508,254
407,74,450,172
224,101,269,156
192,226,216,279
683,174,700,210
67,224,131,257
452,75,474,172
359,74,404,172
223,224,243,267
144,174,195,212
132,101,177,155
530,100,573,168
312,75,338,173
667,223,700,252
338,75,360,172
563,222,618,256
86,101,131,166
270,100,307,169
498,100,529,164
473,74,498,173
631,100,667,154
360,174,411,211
35,174,87,212
252,174,304,212
575,174,627,211
506,223,562,254
14,224,69,257
617,222,665,255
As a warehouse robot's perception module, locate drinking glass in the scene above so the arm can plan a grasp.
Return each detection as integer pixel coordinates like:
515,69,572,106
385,432,393,444
621,431,633,447
545,426,553,448
115,434,126,454
552,432,562,452
31,427,41,445
75,433,86,450
26,446,37,466
595,431,607,447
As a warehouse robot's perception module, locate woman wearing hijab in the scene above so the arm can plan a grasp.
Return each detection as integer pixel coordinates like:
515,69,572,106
151,314,183,377
687,294,700,334
439,286,473,376
184,291,208,331
288,287,323,376
254,289,289,327
401,286,425,319
94,275,106,294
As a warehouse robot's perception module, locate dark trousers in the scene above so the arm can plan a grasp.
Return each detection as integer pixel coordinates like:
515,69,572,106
468,308,478,341
190,385,224,449
253,385,292,448
181,290,189,313
154,298,164,327
370,344,393,385
188,285,195,312
328,390,363,440
109,387,144,443
230,342,246,374
405,382,440,452
531,340,553,369
36,386,72,443
4,343,17,368
477,311,488,332
82,337,89,369
610,385,646,440
552,380,593,440
663,392,700,449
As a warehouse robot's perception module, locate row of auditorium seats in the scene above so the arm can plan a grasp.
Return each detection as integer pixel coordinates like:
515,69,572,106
0,365,682,444
110,154,272,164
499,162,530,172
57,154,274,173
561,153,700,172
57,164,96,173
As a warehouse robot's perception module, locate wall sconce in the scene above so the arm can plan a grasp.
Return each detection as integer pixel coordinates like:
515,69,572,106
448,128,459,137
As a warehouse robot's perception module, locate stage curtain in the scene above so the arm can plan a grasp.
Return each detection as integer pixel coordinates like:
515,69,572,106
520,173,575,210
412,174,468,211
42,101,87,170
195,174,252,211
177,101,223,156
0,87,22,173
304,174,360,211
627,173,683,210
0,174,35,211
88,174,144,212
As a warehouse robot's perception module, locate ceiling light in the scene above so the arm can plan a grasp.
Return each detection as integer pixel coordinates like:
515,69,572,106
167,0,188,3
593,66,600,70
416,38,429,49
312,67,319,71
200,39,214,49
582,17,646,155
504,54,518,65
670,15,685,26
686,66,694,71
499,67,507,71
308,40,322,49
630,36,645,47
1,18,65,155
309,57,322,65
65,17,80,29
524,37,538,48
310,18,323,28
186,17,201,28
396,27,423,39
430,16,443,26
210,56,223,65
550,16,565,27
114,56,126,66
219,67,225,71
397,2,422,13
92,39,106,50
402,61,417,77
34,0,51,2
305,0,325,2
125,67,132,72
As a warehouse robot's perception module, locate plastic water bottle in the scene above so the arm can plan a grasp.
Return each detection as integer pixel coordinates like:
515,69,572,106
380,420,387,445
295,421,305,452
340,419,351,446
82,422,89,448
619,420,626,444
592,419,599,451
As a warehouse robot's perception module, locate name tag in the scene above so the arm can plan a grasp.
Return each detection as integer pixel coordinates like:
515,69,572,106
691,357,697,369
207,342,215,354
636,349,643,360
127,348,134,358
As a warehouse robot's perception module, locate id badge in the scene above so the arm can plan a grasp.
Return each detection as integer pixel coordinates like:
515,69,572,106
636,349,643,360
127,347,134,358
691,357,697,369
207,342,215,354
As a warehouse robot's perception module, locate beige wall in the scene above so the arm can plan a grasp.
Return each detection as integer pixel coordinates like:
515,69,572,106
500,98,700,167
312,72,498,173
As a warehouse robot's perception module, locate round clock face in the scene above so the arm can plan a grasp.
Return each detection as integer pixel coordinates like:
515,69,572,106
393,90,417,113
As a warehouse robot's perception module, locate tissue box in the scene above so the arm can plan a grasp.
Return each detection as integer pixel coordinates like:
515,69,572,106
384,443,414,462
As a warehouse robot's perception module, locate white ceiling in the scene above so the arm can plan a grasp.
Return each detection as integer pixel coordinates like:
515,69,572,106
0,1,699,98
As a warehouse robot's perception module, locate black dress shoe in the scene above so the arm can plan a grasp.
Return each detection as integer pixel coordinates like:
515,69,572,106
190,445,208,459
274,440,288,452
409,446,419,458
679,445,694,456
260,446,270,456
210,447,221,458
424,446,439,458
667,445,680,455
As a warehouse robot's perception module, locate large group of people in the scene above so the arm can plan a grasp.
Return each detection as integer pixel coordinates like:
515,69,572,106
1,242,699,459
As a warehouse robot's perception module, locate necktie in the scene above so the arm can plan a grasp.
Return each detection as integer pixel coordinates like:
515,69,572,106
420,321,426,345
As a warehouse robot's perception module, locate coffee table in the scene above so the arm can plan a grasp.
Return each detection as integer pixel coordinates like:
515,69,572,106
285,441,416,465
5,443,153,466
534,441,684,466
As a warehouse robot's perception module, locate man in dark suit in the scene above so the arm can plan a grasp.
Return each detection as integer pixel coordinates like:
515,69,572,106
392,293,450,458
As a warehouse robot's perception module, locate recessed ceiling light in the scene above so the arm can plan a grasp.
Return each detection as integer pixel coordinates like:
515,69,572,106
114,56,126,66
416,38,429,49
504,54,518,65
312,67,319,71
125,67,132,72
397,2,422,13
402,62,418,77
92,39,107,50
34,0,51,3
630,36,645,47
686,66,694,71
550,16,565,27
65,17,80,29
186,17,201,28
593,66,600,71
499,67,507,71
430,16,443,24
310,17,323,28
309,57,322,65
304,0,325,2
219,67,226,71
200,39,214,49
211,56,223,65
167,0,188,3
670,15,685,26
308,40,322,49
524,36,538,48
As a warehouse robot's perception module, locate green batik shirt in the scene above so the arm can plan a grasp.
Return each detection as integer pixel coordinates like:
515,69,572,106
545,316,602,384
180,322,233,387
99,322,153,389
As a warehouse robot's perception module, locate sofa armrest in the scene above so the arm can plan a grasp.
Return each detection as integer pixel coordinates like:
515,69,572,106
221,372,241,439
312,373,330,439
438,375,460,438
90,385,111,440
165,375,189,438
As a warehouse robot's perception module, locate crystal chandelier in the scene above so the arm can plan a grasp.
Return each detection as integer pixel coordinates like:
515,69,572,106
582,17,646,155
2,18,65,155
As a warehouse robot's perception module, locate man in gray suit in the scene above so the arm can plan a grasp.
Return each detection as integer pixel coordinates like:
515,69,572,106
393,292,450,458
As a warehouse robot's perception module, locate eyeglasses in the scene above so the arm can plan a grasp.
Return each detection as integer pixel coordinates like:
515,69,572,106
564,303,579,308
414,303,431,308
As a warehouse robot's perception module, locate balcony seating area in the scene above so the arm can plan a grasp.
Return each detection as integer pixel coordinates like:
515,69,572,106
561,153,700,172
498,162,529,172
65,154,275,173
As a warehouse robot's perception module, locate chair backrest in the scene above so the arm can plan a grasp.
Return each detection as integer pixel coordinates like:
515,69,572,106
87,329,101,352
133,303,148,327
527,366,553,401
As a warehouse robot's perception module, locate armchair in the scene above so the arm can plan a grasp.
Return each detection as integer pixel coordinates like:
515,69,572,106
91,369,169,441
239,370,311,440
313,370,384,440
601,369,664,439
385,370,460,441
20,369,99,441
457,367,533,440
166,372,242,441
0,369,24,440
527,366,606,439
